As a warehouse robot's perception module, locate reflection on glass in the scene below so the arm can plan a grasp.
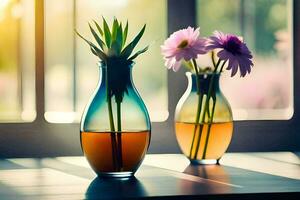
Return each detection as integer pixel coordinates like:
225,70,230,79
197,0,293,120
45,0,168,122
0,0,35,122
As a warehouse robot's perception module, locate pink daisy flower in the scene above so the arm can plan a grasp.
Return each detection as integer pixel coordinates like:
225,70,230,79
161,27,208,71
206,31,253,77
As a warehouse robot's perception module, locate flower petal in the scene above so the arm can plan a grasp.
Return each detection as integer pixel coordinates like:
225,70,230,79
161,26,208,68
164,57,182,72
229,60,239,77
207,31,253,77
173,60,182,71
217,50,230,61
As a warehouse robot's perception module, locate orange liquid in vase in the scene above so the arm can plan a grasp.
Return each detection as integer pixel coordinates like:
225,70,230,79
81,131,150,174
175,122,233,160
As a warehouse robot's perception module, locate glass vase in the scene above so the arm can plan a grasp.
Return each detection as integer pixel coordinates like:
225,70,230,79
80,61,151,178
175,72,233,164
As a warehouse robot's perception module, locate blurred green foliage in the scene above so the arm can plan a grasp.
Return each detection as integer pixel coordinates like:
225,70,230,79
197,0,288,55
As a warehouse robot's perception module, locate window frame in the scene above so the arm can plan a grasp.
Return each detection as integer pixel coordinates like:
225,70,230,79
0,0,298,158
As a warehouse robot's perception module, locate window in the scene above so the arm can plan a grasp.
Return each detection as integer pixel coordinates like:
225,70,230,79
44,0,168,123
197,0,293,120
0,0,299,157
0,0,35,122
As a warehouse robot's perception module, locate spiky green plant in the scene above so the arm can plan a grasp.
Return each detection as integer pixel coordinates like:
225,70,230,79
76,17,148,172
76,17,148,63
76,17,148,103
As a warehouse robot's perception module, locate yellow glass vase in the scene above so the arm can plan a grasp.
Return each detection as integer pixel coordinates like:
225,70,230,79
175,72,233,164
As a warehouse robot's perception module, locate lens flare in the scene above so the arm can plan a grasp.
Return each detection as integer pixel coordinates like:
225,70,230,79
0,0,10,11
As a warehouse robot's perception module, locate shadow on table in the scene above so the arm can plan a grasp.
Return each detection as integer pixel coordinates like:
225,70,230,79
181,163,234,193
85,177,147,199
184,163,231,182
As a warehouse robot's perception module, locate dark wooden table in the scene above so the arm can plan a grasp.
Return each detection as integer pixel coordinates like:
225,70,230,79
0,152,299,199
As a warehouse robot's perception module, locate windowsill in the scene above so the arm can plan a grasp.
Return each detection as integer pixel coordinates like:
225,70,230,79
0,152,299,199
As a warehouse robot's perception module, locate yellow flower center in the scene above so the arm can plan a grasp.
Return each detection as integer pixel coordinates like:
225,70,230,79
177,40,189,49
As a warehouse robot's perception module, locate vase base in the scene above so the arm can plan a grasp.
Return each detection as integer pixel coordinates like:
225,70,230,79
97,171,134,178
190,159,219,165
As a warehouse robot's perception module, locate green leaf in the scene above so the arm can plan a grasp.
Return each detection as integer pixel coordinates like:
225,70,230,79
111,18,118,40
121,24,146,59
90,47,98,56
123,21,128,46
89,23,105,50
116,23,123,51
102,17,112,48
128,45,149,60
118,23,123,47
110,24,124,55
182,60,194,71
91,46,106,60
93,20,103,36
75,30,106,60
110,22,125,55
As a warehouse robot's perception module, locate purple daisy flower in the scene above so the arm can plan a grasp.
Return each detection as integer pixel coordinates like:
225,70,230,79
206,31,253,77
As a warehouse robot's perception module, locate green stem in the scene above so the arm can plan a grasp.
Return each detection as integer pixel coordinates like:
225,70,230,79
106,67,116,132
107,96,115,132
188,59,203,159
219,61,226,73
193,59,220,159
206,100,211,119
202,98,216,159
211,51,216,69
214,59,221,69
116,101,123,171
189,94,203,158
192,59,201,93
192,122,204,159
200,60,226,159
106,69,118,171
108,100,118,171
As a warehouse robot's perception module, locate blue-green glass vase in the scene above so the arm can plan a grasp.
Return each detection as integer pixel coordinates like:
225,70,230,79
80,61,151,178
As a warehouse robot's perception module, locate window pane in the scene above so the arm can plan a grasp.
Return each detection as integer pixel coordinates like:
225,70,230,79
0,0,35,122
45,0,75,122
45,0,168,122
197,0,293,120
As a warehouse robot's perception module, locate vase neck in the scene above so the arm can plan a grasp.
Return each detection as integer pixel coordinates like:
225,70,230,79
190,73,220,94
100,64,134,86
99,61,134,102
